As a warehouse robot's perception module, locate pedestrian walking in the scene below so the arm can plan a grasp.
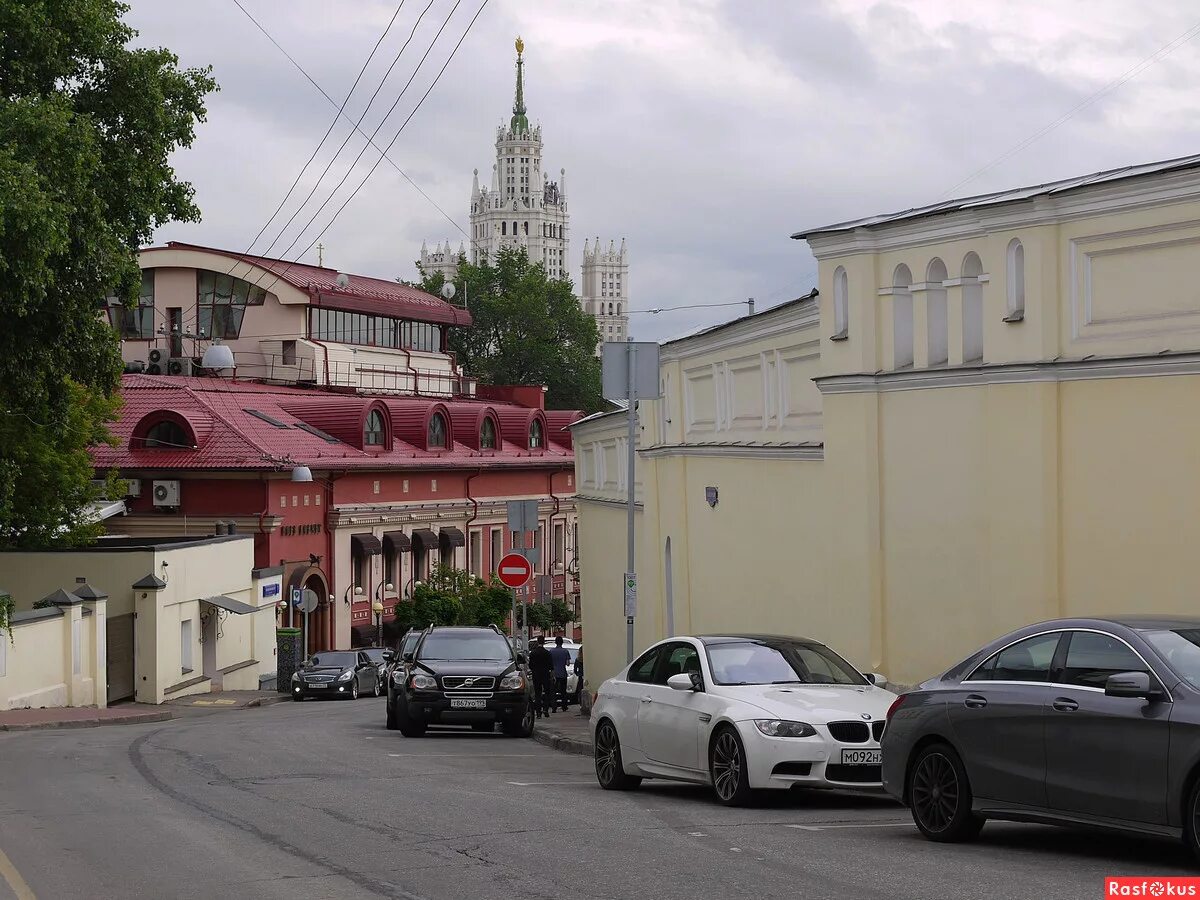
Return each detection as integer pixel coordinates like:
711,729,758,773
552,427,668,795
573,646,584,705
527,637,553,718
548,636,571,712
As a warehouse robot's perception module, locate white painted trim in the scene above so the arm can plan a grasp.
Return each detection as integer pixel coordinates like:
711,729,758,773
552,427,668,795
640,444,824,461
815,351,1200,394
659,301,820,362
574,493,644,510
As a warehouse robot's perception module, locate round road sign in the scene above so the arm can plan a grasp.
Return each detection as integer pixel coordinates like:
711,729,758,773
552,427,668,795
496,552,533,589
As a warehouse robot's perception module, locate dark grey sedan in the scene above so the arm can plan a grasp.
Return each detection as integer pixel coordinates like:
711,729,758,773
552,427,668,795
881,617,1200,858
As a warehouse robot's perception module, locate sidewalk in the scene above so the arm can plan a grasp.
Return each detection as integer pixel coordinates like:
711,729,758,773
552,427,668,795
0,705,172,732
532,709,593,756
164,690,289,710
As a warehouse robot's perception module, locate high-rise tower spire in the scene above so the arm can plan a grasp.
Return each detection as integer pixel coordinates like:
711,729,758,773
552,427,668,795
511,36,529,133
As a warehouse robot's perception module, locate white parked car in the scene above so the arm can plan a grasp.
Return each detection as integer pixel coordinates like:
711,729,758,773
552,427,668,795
590,634,897,805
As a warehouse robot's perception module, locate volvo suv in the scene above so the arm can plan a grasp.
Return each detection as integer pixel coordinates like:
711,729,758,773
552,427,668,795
386,625,534,738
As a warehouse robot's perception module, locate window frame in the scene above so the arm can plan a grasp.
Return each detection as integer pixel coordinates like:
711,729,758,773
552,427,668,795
1055,629,1164,694
143,419,190,449
651,641,703,687
627,646,663,684
965,631,1064,684
529,418,544,449
427,413,448,450
480,416,497,450
364,409,385,447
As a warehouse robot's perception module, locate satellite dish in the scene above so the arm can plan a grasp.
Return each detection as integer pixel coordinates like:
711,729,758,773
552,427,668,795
200,343,235,371
336,272,350,288
441,283,456,301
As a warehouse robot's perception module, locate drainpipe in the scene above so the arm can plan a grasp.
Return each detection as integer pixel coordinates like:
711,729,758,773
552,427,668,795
547,469,564,608
464,467,483,574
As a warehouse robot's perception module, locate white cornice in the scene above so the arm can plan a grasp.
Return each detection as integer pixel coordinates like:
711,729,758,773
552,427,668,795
815,351,1200,394
804,170,1200,260
640,443,824,461
574,493,644,510
660,301,821,362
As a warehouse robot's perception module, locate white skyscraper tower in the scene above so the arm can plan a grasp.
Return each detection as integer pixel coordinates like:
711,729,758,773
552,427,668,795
580,238,629,354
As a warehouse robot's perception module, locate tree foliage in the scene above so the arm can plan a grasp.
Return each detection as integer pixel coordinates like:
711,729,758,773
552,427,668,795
515,601,551,632
416,247,603,412
0,0,216,547
391,565,516,633
548,598,572,631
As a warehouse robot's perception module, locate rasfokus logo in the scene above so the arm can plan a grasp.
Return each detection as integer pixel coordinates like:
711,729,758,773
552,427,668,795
1106,878,1200,897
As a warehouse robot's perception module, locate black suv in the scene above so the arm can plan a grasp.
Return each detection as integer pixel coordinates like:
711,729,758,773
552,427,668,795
386,625,534,738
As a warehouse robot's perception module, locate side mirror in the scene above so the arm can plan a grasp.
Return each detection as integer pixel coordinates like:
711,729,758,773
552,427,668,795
516,652,527,665
866,673,887,687
667,673,699,692
1105,671,1154,699
383,650,395,662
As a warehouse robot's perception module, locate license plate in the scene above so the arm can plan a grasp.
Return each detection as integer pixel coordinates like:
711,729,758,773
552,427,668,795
308,684,328,689
840,748,881,765
449,698,487,709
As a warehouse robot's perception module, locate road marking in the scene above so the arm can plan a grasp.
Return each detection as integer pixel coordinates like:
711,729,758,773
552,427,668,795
388,753,545,758
787,830,907,835
0,844,35,900
506,780,595,786
190,699,236,706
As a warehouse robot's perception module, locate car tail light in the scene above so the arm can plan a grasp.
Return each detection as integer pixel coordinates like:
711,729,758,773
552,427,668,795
885,694,908,725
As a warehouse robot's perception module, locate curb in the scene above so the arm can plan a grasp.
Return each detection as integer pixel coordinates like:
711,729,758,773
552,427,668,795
0,711,173,732
246,695,290,708
532,723,593,757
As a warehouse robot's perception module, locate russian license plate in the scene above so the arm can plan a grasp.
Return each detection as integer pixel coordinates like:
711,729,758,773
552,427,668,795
309,683,327,689
449,698,487,709
840,748,881,765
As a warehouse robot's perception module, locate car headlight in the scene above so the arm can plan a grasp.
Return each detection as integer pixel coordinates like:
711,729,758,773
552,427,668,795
392,669,406,684
499,672,524,691
754,719,817,738
410,673,437,690
337,670,354,682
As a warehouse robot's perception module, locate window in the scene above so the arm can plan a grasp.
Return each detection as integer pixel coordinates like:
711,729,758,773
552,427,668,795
282,340,297,365
180,619,193,673
384,547,396,584
197,270,265,340
926,258,949,366
490,528,502,574
1006,239,1025,321
655,643,702,685
354,549,366,589
529,418,543,449
892,265,914,369
116,270,156,339
144,420,189,449
428,413,447,449
1145,629,1200,688
628,647,662,684
832,266,848,339
970,632,1061,683
1059,632,1147,689
616,303,621,315
962,252,984,363
553,522,564,565
364,409,385,446
706,639,865,686
502,222,507,235
480,417,497,449
469,530,482,577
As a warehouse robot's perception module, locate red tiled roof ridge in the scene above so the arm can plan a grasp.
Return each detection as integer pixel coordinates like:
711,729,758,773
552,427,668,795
185,383,276,459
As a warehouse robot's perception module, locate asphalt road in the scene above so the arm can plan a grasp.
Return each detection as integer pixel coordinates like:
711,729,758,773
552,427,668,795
0,697,1194,900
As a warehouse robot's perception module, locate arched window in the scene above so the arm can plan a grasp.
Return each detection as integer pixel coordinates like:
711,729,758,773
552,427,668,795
926,258,948,366
832,266,849,339
529,418,544,449
962,252,984,363
364,409,385,446
144,420,189,449
480,417,497,450
1005,239,1025,322
616,303,621,316
892,264,914,369
501,221,507,236
608,302,614,315
428,413,447,449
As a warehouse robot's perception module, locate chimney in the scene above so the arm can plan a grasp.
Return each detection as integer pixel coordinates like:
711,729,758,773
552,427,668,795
214,521,228,536
747,298,755,316
226,521,238,535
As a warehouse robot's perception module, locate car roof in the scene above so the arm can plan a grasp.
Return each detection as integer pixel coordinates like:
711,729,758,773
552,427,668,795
424,627,507,635
1014,616,1200,632
696,634,822,646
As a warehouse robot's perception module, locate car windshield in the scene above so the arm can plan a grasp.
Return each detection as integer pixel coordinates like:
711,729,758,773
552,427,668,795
401,634,420,655
1144,628,1200,688
705,640,866,686
310,652,357,668
419,633,512,661
362,649,385,663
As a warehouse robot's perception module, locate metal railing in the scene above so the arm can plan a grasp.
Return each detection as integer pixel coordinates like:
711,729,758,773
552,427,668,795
208,349,477,398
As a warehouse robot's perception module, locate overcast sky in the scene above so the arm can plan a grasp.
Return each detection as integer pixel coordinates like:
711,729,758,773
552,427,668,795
127,0,1200,342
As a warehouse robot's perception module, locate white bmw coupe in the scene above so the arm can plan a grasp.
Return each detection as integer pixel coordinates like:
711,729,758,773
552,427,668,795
590,634,898,805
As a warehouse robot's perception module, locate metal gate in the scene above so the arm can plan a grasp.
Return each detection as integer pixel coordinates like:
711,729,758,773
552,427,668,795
106,614,135,703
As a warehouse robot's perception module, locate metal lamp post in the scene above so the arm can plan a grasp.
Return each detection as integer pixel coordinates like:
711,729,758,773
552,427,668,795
373,582,393,647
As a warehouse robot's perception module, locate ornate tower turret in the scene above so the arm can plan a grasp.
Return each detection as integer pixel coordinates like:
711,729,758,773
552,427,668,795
580,236,630,355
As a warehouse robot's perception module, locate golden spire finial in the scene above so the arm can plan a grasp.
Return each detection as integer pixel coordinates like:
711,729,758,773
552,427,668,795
515,35,524,57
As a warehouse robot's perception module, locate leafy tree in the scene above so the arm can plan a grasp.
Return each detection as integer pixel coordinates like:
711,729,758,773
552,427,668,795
548,598,572,633
0,0,216,548
516,601,551,632
416,247,603,412
391,565,516,633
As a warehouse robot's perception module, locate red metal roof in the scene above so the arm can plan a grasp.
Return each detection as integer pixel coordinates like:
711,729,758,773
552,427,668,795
93,375,578,473
153,242,472,327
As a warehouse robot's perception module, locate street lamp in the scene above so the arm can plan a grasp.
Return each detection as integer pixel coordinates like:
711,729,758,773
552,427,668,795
373,582,393,647
343,584,362,606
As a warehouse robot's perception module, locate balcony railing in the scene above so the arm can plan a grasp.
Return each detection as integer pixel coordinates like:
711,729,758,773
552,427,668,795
224,350,477,398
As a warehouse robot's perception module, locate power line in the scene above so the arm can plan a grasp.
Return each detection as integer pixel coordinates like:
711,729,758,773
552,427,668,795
251,0,437,264
252,0,466,282
231,0,407,268
941,18,1200,199
260,0,491,297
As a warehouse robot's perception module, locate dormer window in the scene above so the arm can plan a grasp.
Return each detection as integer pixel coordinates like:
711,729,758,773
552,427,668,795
480,417,497,450
428,413,447,450
364,409,385,446
144,420,189,449
529,419,543,449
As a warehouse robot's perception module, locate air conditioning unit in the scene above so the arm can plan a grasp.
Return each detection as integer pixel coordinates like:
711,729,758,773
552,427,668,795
152,480,181,508
125,478,142,498
167,357,197,376
147,348,165,375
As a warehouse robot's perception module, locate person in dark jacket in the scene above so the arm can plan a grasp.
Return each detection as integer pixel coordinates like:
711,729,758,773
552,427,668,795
548,636,571,712
527,638,553,718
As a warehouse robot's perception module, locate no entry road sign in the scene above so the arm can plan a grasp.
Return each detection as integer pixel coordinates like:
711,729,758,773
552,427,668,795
497,552,533,589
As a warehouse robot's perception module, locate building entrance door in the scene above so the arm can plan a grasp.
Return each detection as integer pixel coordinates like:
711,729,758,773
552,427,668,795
201,605,222,691
106,614,135,703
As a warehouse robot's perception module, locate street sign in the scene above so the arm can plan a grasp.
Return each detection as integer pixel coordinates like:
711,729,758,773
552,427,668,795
299,588,320,614
601,341,661,403
623,572,637,618
506,499,539,535
496,552,533,589
290,587,303,608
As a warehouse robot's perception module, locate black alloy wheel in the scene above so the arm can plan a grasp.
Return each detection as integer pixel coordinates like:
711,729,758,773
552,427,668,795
709,726,752,806
373,674,383,698
1184,778,1200,861
503,705,535,738
349,679,359,701
594,720,640,790
909,743,984,842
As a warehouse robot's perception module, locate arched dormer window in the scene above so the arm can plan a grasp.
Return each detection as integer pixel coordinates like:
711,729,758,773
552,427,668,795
1005,239,1025,322
925,258,948,366
892,264,914,369
145,420,189,449
428,413,447,450
364,409,385,446
529,418,544,449
962,252,985,363
832,266,849,340
480,416,497,450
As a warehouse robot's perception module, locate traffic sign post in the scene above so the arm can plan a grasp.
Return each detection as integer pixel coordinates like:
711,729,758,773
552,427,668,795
497,553,533,589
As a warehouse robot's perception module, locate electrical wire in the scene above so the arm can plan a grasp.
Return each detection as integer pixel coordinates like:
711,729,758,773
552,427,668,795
230,0,407,270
